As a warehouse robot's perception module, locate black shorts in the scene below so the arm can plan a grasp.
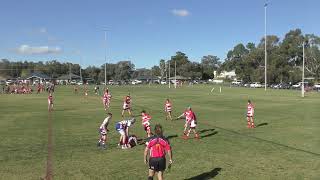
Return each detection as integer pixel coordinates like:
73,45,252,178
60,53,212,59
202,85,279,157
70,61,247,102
149,157,166,172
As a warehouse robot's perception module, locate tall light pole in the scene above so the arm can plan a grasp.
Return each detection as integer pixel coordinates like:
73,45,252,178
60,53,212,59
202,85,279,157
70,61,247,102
264,1,268,91
174,60,177,88
168,61,171,88
302,41,305,97
103,29,108,86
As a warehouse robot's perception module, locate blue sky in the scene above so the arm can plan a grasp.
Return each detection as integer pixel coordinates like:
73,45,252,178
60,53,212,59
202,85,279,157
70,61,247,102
0,0,319,68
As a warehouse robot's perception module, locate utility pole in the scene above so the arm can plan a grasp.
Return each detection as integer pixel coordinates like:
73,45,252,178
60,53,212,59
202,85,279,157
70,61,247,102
103,30,107,86
175,60,177,88
302,41,305,97
169,61,171,88
264,1,268,91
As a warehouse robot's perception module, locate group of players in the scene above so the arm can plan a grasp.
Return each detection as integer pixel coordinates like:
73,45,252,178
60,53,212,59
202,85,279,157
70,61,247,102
97,88,201,150
46,86,256,180
47,87,256,150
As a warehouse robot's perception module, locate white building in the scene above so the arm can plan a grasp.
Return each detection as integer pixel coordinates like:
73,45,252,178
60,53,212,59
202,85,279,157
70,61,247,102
217,70,236,79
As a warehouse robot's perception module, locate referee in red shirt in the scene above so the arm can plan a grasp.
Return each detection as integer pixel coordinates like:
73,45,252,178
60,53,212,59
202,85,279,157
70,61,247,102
144,124,173,180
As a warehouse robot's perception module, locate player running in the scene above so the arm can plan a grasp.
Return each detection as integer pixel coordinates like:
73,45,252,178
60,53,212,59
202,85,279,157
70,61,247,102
177,106,199,139
144,124,173,180
141,110,152,137
115,118,136,149
48,92,54,111
247,100,255,128
97,113,112,149
121,93,132,118
164,99,173,120
102,88,112,111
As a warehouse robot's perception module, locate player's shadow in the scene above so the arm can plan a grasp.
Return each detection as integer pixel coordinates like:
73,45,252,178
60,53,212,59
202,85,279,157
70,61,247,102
199,129,215,133
166,135,178,140
200,131,218,138
184,167,222,180
256,123,268,127
198,129,218,139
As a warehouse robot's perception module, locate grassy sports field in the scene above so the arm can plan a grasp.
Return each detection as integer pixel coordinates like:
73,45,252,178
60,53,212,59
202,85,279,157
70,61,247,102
0,85,319,180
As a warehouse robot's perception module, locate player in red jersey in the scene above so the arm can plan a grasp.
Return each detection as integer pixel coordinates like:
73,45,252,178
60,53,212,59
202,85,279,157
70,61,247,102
48,92,54,111
247,100,255,128
164,99,173,120
144,124,173,180
177,106,199,139
102,88,112,111
121,93,132,118
141,110,152,137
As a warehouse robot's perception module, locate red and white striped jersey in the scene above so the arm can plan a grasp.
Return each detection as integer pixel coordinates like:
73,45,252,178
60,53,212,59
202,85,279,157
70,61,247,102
142,113,152,127
184,110,194,122
103,92,108,100
48,95,53,103
247,103,254,116
165,102,172,112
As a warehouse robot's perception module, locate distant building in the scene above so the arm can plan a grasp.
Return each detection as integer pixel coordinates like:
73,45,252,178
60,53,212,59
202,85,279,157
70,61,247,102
217,70,236,79
57,73,81,85
25,72,52,85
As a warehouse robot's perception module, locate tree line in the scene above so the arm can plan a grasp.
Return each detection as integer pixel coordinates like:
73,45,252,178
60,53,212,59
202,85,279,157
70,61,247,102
1,28,319,83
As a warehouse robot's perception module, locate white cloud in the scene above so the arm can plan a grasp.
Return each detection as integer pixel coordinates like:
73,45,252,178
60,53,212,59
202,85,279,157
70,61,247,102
171,9,190,17
15,45,62,55
39,27,47,33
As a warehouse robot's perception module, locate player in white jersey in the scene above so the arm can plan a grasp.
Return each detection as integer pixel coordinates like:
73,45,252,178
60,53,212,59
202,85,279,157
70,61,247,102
247,100,255,128
97,113,112,149
164,99,173,120
115,118,136,149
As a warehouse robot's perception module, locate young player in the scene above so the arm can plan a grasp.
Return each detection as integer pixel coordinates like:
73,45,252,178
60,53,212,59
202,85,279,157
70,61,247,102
102,88,111,111
115,118,136,149
97,113,112,149
164,99,173,120
121,93,132,118
177,106,199,139
48,92,54,111
247,100,255,128
141,110,152,137
144,124,173,180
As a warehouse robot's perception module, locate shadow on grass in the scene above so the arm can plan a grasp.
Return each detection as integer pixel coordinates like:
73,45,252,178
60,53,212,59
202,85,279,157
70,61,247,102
199,129,215,133
167,135,178,140
184,168,222,180
200,131,218,139
256,123,268,127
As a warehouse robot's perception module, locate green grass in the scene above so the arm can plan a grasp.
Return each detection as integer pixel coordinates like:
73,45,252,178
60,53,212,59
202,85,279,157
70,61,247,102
0,85,320,180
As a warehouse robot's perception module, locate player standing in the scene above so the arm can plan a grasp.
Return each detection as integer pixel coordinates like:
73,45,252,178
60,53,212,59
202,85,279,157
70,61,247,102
177,106,199,139
164,99,173,120
247,100,255,128
121,93,132,118
97,113,112,149
48,92,54,111
144,124,173,180
102,88,111,111
141,110,152,137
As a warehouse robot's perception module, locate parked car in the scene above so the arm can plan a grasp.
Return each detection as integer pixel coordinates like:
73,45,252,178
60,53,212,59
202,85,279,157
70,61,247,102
131,80,142,85
231,80,242,86
108,80,114,85
313,83,320,90
250,82,262,88
70,80,77,85
160,80,167,85
76,81,83,85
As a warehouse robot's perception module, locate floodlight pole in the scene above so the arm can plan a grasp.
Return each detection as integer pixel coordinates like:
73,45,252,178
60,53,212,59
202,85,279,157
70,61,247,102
104,30,107,86
175,60,177,88
169,61,171,88
264,1,268,91
302,42,305,98
79,64,83,82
